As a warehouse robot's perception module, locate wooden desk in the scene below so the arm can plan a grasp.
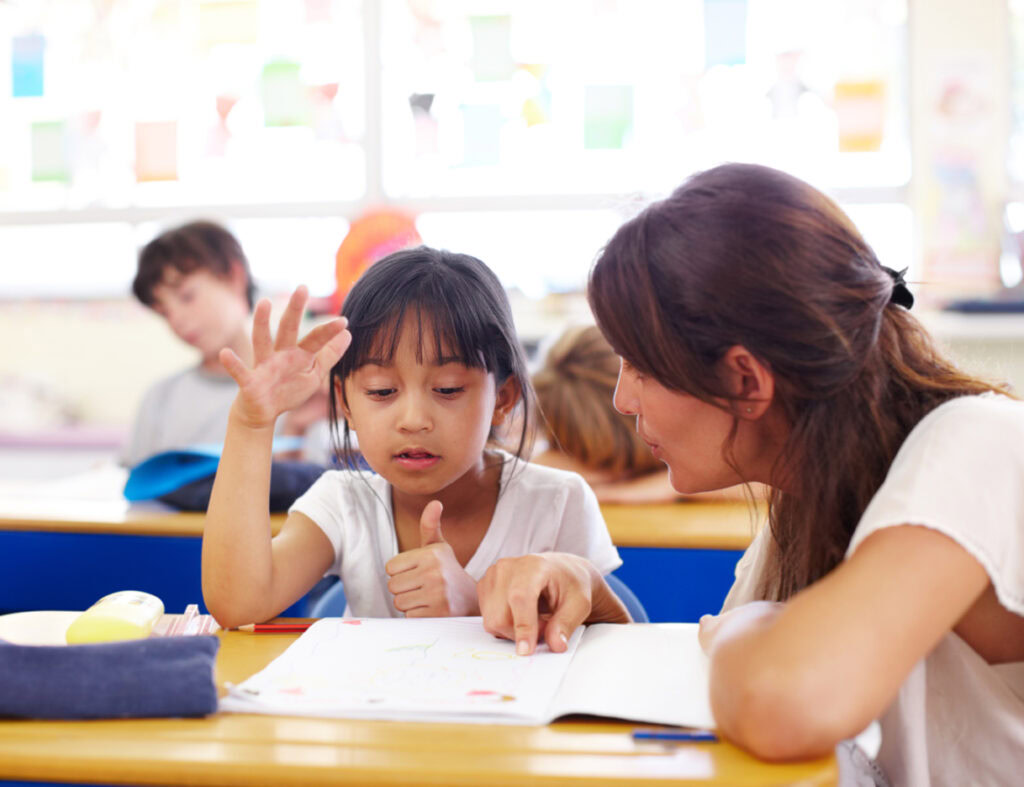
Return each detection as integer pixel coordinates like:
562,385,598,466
0,497,759,549
0,628,836,787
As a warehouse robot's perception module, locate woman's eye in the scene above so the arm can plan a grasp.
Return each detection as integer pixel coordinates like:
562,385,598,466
366,388,395,399
435,387,464,396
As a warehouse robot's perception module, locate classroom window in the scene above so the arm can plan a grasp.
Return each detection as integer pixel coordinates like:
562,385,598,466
1,0,909,300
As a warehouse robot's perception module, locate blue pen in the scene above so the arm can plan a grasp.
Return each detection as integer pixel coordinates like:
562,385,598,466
631,728,718,743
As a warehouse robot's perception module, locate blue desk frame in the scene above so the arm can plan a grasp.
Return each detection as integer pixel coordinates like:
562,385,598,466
0,534,742,623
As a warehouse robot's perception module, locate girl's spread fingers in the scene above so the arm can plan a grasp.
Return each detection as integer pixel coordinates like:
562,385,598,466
219,348,251,387
298,318,348,356
251,299,274,363
275,286,308,351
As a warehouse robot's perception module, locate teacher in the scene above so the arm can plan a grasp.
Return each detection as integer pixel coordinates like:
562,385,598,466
477,163,1024,783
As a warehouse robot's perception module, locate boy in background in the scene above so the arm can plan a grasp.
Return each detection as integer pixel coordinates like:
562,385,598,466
122,221,327,467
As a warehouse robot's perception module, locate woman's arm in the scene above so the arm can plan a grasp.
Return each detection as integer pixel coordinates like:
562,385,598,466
201,287,350,628
703,525,989,760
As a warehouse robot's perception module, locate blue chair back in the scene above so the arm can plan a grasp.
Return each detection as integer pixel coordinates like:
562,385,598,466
606,573,649,623
308,572,649,623
309,577,347,617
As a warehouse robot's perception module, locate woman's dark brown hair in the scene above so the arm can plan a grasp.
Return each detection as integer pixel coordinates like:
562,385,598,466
589,163,1008,600
534,324,663,478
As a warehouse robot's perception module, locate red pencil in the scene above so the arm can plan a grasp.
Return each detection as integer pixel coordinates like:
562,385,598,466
236,622,314,633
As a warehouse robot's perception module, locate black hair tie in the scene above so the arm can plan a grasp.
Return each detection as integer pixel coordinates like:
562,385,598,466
883,266,914,310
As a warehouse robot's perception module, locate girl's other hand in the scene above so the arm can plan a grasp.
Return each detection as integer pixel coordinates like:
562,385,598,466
385,501,480,617
220,286,351,430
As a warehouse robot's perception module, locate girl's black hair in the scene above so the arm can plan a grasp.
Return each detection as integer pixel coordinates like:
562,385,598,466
327,246,535,470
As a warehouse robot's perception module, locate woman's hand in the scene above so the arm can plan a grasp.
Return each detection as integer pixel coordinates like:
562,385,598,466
385,501,479,617
220,286,351,430
477,553,630,656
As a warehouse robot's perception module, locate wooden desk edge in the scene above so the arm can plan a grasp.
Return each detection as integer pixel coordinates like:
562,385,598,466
0,503,761,549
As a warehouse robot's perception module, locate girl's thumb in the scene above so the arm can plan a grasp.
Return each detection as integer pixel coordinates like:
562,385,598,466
419,500,445,546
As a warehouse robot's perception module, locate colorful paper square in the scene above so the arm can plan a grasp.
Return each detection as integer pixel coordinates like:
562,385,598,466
31,121,69,182
261,60,309,127
12,34,45,98
584,86,633,150
470,16,515,82
135,121,178,181
704,0,748,68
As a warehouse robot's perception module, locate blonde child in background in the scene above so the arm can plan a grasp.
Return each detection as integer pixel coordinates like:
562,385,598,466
532,324,763,504
202,247,626,628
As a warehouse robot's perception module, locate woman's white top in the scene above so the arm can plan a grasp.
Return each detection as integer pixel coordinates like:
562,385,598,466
290,452,622,618
724,394,1024,787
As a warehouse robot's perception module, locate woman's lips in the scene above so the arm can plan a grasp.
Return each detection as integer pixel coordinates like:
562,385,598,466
641,435,661,458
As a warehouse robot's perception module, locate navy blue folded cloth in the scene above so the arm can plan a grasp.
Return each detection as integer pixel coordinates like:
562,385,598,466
0,635,219,720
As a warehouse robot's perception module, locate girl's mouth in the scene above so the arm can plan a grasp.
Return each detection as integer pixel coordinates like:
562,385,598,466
394,450,441,469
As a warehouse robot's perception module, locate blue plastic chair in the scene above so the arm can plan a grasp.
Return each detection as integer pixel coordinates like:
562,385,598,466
606,573,649,623
308,572,649,623
308,577,347,617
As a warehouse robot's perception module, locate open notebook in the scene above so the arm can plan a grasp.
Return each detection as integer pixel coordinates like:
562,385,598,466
220,617,714,728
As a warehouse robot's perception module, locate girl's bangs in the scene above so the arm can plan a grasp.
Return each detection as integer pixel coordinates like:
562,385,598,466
347,299,490,372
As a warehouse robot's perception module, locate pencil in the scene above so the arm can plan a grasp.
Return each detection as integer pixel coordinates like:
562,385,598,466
236,622,315,633
631,728,718,742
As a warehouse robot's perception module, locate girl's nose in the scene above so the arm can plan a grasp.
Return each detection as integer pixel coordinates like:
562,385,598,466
396,393,432,432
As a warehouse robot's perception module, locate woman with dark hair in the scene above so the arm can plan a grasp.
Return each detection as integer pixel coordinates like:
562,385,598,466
477,164,1024,784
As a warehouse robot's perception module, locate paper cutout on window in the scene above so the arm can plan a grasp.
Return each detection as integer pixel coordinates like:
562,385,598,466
12,34,45,98
703,0,747,68
135,121,178,182
409,93,439,156
199,0,260,50
461,104,502,166
519,64,552,127
834,79,886,153
470,16,515,82
262,60,309,127
208,95,238,157
584,86,633,150
31,122,69,182
311,82,345,140
305,0,333,23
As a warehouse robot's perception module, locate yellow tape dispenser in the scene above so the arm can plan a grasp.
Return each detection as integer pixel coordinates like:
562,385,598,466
65,590,165,644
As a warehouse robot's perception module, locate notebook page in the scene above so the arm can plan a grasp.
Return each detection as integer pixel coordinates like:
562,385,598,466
220,617,584,724
548,623,714,728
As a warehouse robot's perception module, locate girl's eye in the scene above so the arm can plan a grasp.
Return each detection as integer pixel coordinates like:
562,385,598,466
435,387,464,397
366,388,396,399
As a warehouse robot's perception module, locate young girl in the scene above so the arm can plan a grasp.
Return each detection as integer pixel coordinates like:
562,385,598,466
201,247,624,629
477,164,1024,785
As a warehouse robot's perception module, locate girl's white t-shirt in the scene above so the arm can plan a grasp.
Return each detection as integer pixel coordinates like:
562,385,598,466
289,452,622,618
723,393,1024,787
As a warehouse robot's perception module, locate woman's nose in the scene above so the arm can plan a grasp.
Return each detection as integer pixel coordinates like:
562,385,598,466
613,368,639,416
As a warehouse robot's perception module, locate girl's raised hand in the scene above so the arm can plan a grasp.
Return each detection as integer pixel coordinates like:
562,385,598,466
219,286,352,430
